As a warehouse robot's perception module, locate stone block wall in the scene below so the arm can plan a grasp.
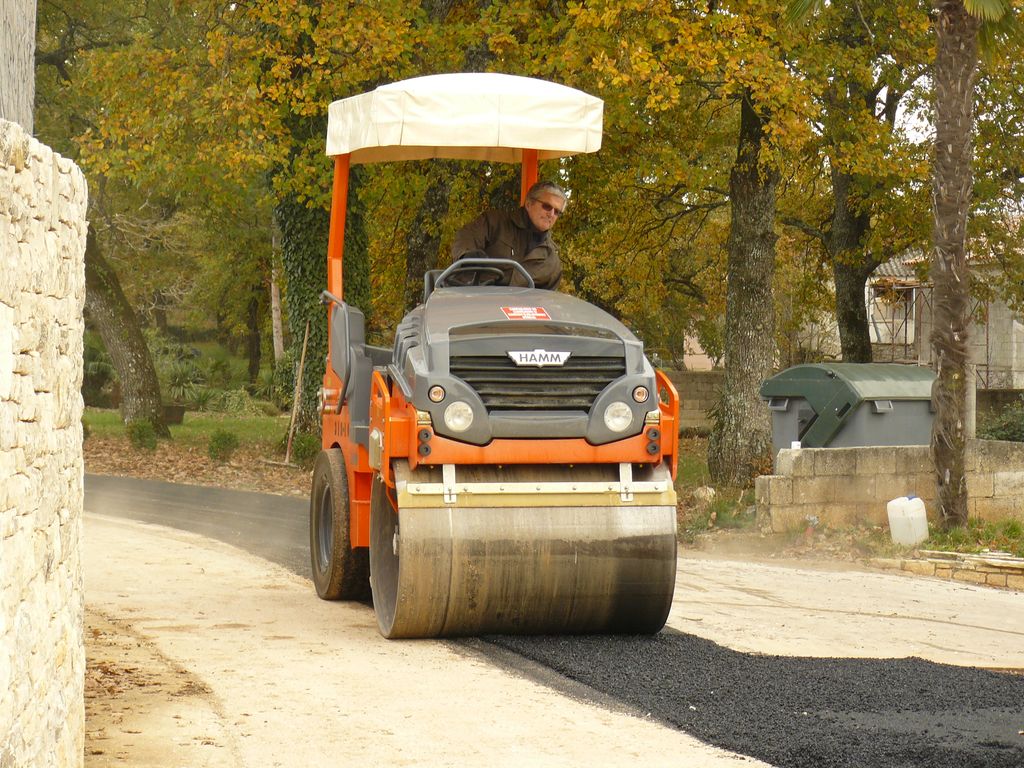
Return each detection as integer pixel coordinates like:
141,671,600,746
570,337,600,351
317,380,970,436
665,369,724,431
1,119,88,767
756,440,1024,533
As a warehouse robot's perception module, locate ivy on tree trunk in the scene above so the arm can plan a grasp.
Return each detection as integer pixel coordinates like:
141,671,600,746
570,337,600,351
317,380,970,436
277,166,370,433
403,169,452,313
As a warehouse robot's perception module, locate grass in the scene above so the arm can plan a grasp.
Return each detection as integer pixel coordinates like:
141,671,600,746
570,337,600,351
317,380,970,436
924,518,1024,558
677,441,711,487
675,435,759,541
84,407,291,449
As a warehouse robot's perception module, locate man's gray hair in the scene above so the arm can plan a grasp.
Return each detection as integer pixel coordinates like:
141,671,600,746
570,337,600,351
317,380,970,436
527,180,568,206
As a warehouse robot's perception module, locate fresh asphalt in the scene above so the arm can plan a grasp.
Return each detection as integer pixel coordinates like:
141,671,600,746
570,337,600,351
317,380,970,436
84,474,1024,768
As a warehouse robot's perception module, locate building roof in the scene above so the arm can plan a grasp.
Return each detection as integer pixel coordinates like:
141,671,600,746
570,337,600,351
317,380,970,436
873,253,923,281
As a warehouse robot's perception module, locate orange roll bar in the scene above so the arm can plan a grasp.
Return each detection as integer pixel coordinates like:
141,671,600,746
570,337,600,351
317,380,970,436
327,154,350,299
520,149,538,204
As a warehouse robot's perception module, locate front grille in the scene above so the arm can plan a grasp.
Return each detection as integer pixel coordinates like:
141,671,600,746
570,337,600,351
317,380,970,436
449,355,625,411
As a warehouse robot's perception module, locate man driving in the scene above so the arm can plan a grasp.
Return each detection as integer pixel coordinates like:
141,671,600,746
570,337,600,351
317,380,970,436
449,180,567,290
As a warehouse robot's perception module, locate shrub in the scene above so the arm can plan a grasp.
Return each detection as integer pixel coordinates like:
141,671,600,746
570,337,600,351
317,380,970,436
145,329,205,404
978,398,1024,442
208,429,240,463
164,359,204,404
211,387,265,416
290,431,320,469
126,420,158,451
82,332,116,407
199,354,234,389
189,386,217,411
271,350,297,411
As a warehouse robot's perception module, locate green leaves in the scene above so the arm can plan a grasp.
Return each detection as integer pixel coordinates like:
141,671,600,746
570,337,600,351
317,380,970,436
34,0,1024,380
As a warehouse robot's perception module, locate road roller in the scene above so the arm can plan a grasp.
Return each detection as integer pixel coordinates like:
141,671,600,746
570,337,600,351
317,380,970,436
309,73,680,638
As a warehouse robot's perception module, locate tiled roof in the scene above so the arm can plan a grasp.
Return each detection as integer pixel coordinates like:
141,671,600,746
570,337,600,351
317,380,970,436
873,254,921,280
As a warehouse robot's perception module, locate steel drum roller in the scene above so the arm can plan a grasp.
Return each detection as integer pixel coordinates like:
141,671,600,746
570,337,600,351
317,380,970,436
369,463,678,639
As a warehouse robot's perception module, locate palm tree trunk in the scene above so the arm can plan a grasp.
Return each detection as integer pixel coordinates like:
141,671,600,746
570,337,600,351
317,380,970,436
930,1,980,528
0,0,36,132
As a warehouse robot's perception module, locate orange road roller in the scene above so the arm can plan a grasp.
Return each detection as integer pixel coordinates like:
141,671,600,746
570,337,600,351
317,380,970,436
309,73,679,638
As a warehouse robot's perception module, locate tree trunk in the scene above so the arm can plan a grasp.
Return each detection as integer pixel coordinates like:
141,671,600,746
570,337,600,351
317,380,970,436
708,92,778,486
84,228,169,436
829,169,878,362
270,226,286,363
404,172,452,311
246,285,261,384
151,288,169,333
0,0,36,133
930,1,979,528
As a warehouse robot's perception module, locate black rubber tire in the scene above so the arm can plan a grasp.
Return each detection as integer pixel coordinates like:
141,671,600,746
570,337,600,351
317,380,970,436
309,448,370,600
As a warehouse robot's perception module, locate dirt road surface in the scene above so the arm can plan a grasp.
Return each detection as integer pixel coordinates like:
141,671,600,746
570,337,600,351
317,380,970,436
84,514,770,767
84,504,1024,767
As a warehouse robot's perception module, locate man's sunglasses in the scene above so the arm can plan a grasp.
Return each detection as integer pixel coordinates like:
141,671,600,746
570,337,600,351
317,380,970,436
534,200,564,217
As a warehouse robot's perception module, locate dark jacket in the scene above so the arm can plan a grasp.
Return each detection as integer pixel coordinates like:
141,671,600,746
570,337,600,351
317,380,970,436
450,207,562,290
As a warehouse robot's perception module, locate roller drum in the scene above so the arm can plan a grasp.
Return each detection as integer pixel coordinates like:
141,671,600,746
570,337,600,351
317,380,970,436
369,471,677,639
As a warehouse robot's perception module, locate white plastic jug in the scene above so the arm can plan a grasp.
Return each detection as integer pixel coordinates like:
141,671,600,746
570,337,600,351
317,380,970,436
886,496,929,546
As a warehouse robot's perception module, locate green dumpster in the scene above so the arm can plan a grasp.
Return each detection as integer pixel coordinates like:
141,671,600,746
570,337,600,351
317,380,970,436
760,363,935,458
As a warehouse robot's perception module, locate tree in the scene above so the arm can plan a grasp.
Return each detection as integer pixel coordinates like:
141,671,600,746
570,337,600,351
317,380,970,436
784,1,933,362
34,0,173,435
707,91,780,484
1,0,36,132
36,0,283,426
84,229,169,434
929,0,1015,527
496,0,810,483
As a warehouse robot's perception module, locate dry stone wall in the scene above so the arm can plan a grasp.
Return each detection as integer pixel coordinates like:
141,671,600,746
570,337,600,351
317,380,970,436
756,440,1024,534
0,119,87,767
665,369,723,431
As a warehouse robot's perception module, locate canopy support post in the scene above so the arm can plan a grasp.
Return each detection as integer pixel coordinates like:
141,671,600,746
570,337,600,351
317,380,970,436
520,149,538,205
327,153,351,299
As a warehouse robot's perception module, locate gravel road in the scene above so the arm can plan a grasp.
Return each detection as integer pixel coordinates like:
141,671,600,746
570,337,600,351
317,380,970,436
489,634,1024,768
85,474,1024,768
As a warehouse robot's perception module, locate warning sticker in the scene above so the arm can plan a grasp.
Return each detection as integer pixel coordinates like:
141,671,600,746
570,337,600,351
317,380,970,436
501,306,551,321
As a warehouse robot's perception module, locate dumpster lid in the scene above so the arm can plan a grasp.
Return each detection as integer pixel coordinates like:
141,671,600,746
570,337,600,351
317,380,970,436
760,363,935,448
760,363,935,402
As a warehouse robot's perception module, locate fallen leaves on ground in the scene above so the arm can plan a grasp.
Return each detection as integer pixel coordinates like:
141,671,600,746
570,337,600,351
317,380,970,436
84,436,311,498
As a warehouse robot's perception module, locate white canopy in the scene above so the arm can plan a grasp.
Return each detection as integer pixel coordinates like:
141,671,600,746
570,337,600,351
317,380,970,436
325,73,603,164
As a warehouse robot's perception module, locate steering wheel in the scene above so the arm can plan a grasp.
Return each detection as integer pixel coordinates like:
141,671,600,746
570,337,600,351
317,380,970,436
434,258,536,289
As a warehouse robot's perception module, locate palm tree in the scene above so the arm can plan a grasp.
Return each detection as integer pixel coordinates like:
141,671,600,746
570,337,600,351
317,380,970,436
930,0,1014,528
0,0,36,132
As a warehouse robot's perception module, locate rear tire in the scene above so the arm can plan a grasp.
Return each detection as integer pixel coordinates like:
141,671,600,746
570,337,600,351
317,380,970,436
309,448,370,600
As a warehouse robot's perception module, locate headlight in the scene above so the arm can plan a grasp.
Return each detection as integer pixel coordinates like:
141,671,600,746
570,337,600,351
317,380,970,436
603,401,633,433
443,401,474,432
